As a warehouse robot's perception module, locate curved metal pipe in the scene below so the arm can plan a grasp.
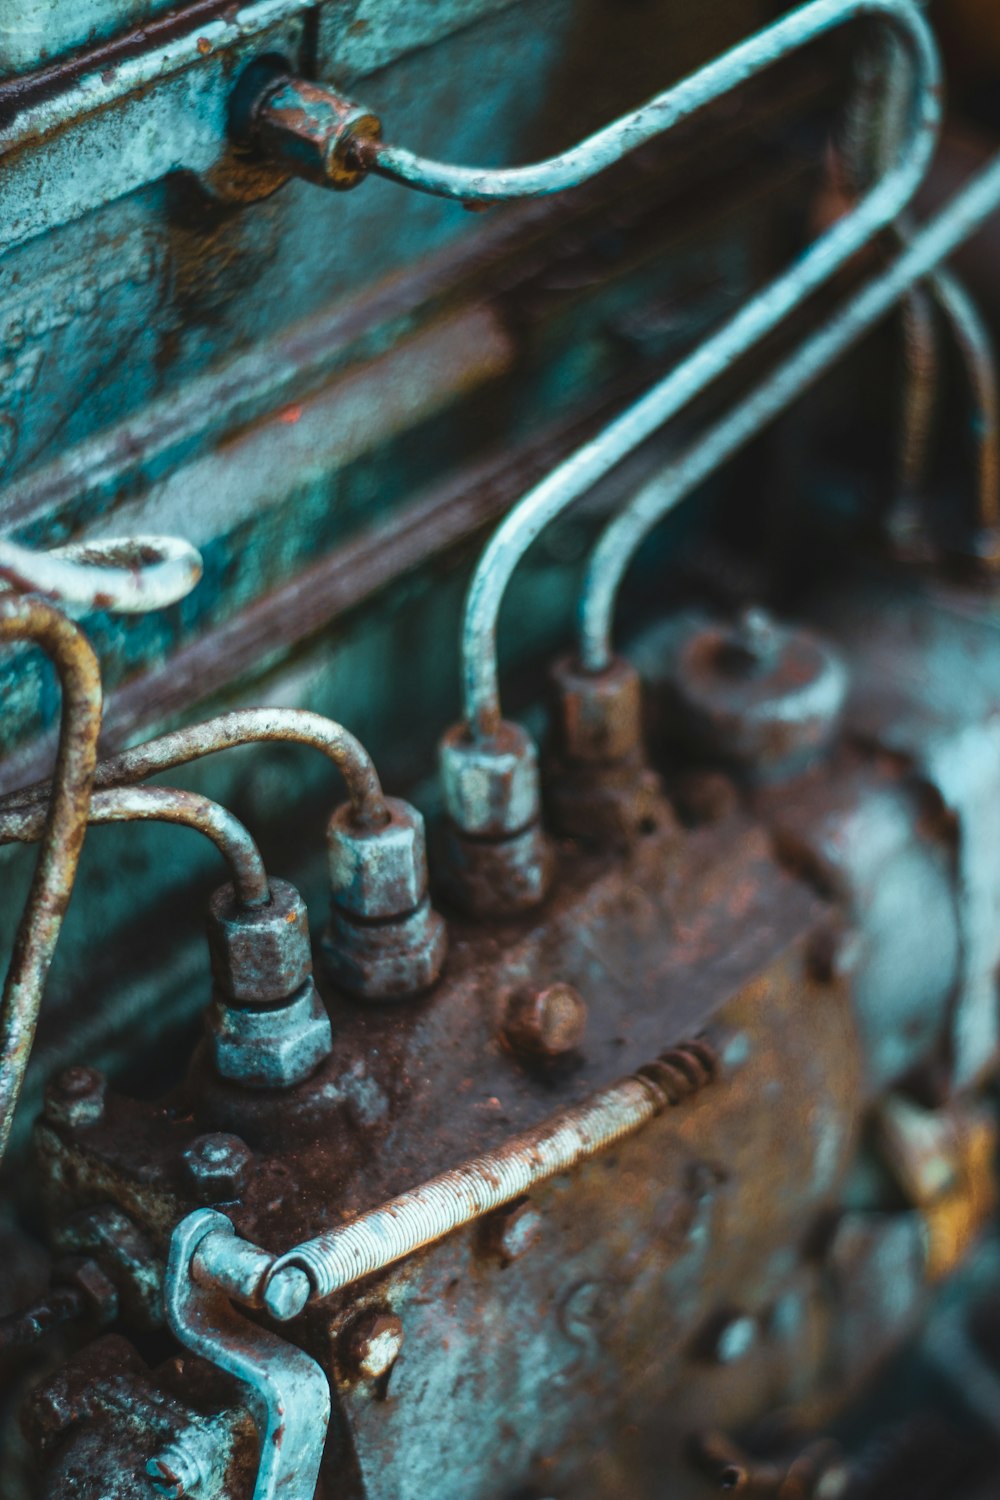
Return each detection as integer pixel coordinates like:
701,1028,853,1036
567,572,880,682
0,598,101,1165
0,786,270,910
896,278,939,507
0,535,203,614
928,265,1000,539
847,25,1000,551
457,0,940,735
367,0,934,206
0,708,389,832
578,149,1000,672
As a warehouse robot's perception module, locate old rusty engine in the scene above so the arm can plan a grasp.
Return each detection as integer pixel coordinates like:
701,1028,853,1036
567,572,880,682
4,0,1000,1497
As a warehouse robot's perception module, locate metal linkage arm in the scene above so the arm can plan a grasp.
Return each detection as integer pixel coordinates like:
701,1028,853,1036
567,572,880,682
160,1210,330,1500
578,150,1000,672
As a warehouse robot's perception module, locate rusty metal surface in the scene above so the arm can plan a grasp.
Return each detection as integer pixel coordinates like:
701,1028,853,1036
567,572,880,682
5,2,1000,1497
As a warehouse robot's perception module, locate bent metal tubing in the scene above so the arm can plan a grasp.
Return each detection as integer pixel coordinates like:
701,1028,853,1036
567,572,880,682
579,149,1000,673
0,535,203,614
365,0,935,206
0,785,271,909
0,707,390,833
0,597,101,1165
457,0,940,736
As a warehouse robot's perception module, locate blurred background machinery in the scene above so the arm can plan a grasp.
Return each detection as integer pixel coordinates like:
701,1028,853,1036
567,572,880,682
4,1,1000,1497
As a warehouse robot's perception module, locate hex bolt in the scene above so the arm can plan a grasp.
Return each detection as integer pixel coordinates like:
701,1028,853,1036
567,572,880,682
182,1133,254,1204
43,1066,106,1129
502,983,587,1059
486,1199,543,1262
342,1310,404,1380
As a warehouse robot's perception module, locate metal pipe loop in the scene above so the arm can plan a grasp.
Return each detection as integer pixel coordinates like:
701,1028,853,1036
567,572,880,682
0,784,270,909
0,708,389,833
0,535,203,614
457,0,940,735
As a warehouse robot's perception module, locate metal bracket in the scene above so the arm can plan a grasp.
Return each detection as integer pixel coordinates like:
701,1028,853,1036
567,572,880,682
163,1209,330,1500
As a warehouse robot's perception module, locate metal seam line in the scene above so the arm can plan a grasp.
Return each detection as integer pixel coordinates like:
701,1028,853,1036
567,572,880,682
0,785,271,908
578,150,1000,672
0,598,101,1164
0,708,389,832
458,0,940,736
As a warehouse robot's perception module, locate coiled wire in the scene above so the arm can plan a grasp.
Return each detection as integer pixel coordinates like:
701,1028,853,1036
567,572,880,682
267,1040,718,1306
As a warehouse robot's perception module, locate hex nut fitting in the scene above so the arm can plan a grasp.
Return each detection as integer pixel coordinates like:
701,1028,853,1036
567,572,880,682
439,720,543,838
440,819,554,919
549,653,644,764
323,897,448,1001
254,76,382,190
182,1133,254,1203
208,979,332,1089
207,878,313,1005
327,797,429,920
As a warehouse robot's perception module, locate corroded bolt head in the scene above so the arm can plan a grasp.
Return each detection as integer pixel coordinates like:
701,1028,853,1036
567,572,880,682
43,1066,106,1129
147,1444,207,1499
52,1256,118,1324
502,983,587,1059
182,1133,254,1204
486,1199,543,1262
343,1311,404,1380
